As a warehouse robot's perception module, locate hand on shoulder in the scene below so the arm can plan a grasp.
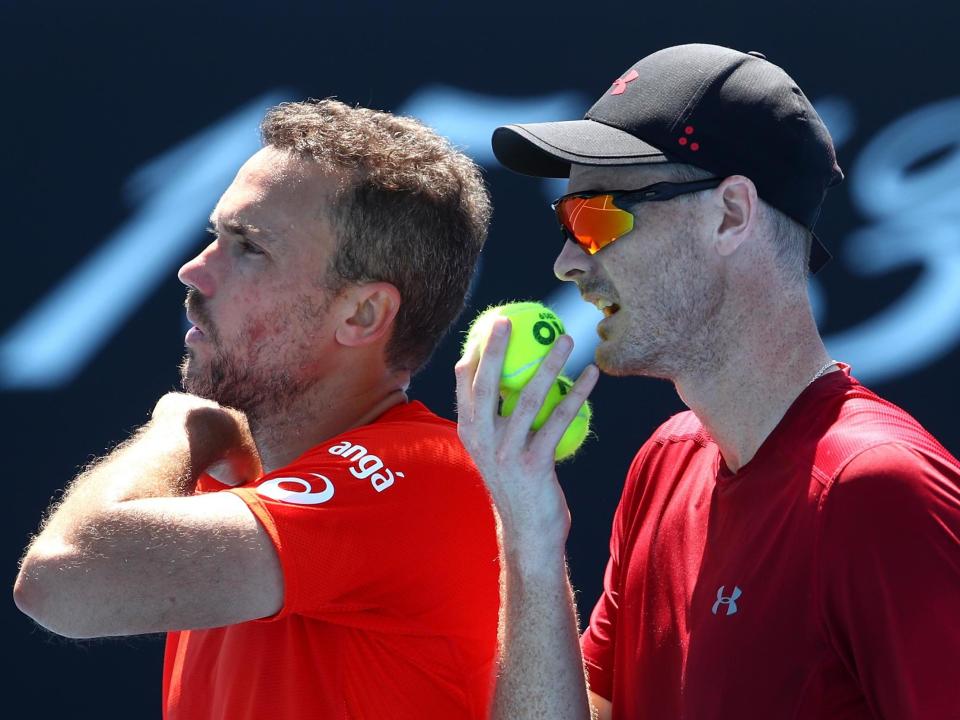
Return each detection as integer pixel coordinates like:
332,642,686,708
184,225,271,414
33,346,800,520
151,392,262,486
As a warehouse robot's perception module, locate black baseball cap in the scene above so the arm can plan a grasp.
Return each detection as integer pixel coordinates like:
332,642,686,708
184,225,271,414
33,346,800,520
492,44,844,273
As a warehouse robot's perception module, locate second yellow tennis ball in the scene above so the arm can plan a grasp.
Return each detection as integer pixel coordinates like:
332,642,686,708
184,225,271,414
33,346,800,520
464,301,566,390
501,375,592,461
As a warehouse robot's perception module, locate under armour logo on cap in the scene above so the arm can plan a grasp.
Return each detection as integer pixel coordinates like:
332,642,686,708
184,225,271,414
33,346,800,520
712,585,742,616
610,69,639,95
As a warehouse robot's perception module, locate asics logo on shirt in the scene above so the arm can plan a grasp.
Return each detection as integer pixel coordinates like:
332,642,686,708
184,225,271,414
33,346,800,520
712,585,743,616
257,473,335,505
328,440,405,493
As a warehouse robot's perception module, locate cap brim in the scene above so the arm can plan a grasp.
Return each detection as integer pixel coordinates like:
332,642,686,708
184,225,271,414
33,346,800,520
493,119,833,273
492,119,669,178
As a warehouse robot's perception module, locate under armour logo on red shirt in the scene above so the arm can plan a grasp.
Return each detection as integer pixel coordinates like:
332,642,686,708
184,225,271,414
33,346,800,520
610,69,639,95
712,585,742,616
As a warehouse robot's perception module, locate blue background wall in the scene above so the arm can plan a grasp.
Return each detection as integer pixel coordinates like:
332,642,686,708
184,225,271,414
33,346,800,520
4,1,959,715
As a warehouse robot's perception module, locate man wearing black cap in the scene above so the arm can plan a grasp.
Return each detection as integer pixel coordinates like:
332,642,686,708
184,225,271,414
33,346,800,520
456,44,960,719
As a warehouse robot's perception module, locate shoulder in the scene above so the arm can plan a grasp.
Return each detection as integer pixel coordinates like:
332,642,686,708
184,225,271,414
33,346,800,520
829,442,960,511
820,442,960,558
628,410,714,471
264,400,481,502
314,400,468,467
649,410,710,447
812,385,959,482
816,380,960,519
620,410,717,505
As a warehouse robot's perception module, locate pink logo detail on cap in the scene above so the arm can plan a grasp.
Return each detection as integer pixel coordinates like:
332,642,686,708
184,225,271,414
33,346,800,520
610,69,639,95
678,125,701,151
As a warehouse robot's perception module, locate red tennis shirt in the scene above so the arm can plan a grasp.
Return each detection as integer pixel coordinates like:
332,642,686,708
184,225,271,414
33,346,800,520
581,365,960,719
162,401,499,720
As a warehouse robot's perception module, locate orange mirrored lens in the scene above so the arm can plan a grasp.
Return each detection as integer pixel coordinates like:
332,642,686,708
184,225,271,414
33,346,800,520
556,195,634,255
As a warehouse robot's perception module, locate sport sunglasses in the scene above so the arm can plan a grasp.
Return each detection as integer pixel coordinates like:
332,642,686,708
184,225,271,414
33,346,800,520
551,177,724,255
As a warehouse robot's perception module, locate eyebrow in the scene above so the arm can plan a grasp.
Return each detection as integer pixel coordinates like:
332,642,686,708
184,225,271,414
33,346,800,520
207,216,272,241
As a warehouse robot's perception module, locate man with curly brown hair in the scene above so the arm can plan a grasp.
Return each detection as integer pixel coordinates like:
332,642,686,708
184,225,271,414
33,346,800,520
15,99,498,720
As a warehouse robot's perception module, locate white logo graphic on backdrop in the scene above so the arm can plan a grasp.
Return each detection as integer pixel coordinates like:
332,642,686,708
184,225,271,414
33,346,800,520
823,98,960,382
0,91,289,389
2,89,958,389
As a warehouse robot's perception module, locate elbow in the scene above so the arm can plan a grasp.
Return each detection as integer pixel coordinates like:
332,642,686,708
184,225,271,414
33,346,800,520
14,553,100,639
13,555,52,627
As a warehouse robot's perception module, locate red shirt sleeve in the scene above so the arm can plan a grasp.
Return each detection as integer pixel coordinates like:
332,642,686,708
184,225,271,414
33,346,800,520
580,445,651,701
580,553,620,702
227,421,497,626
818,443,960,719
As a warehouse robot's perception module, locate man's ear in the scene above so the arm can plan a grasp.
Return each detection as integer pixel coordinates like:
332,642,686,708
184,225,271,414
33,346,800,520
334,282,402,348
713,175,758,259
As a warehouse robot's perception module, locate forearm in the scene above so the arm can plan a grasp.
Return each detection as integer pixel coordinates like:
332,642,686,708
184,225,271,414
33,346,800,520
15,419,198,633
31,422,195,549
492,544,592,720
14,394,266,637
29,392,258,553
454,325,602,718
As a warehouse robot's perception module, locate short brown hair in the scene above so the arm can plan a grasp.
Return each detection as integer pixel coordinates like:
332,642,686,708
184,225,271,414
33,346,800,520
668,163,811,283
261,99,491,374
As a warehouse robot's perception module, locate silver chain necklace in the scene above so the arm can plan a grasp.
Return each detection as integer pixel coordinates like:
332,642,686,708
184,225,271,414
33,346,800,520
807,360,838,388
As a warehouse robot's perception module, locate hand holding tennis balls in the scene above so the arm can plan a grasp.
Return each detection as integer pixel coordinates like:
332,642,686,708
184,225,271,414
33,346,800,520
464,301,566,390
464,301,593,460
455,303,600,553
501,376,592,461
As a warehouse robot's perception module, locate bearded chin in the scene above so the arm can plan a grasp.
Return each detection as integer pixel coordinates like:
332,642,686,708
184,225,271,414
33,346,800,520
179,348,314,420
180,349,265,414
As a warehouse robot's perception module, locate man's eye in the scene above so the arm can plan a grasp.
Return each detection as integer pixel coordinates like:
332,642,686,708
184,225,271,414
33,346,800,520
238,238,265,256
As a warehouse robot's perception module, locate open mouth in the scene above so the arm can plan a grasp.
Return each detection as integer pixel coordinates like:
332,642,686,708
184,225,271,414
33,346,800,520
588,295,621,318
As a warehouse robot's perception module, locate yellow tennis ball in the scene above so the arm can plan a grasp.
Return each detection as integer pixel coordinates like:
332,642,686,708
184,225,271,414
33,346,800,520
501,375,592,461
464,301,565,390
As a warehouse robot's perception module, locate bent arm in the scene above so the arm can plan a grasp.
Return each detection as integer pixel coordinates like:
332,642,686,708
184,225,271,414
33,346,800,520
14,394,280,638
493,543,594,720
455,325,603,719
819,444,960,717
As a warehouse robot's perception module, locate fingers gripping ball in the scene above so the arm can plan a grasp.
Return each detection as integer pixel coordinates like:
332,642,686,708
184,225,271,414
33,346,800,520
464,301,566,390
501,376,592,461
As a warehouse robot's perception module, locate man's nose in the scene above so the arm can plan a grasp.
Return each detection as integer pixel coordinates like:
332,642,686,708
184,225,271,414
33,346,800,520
554,239,592,282
177,241,217,297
